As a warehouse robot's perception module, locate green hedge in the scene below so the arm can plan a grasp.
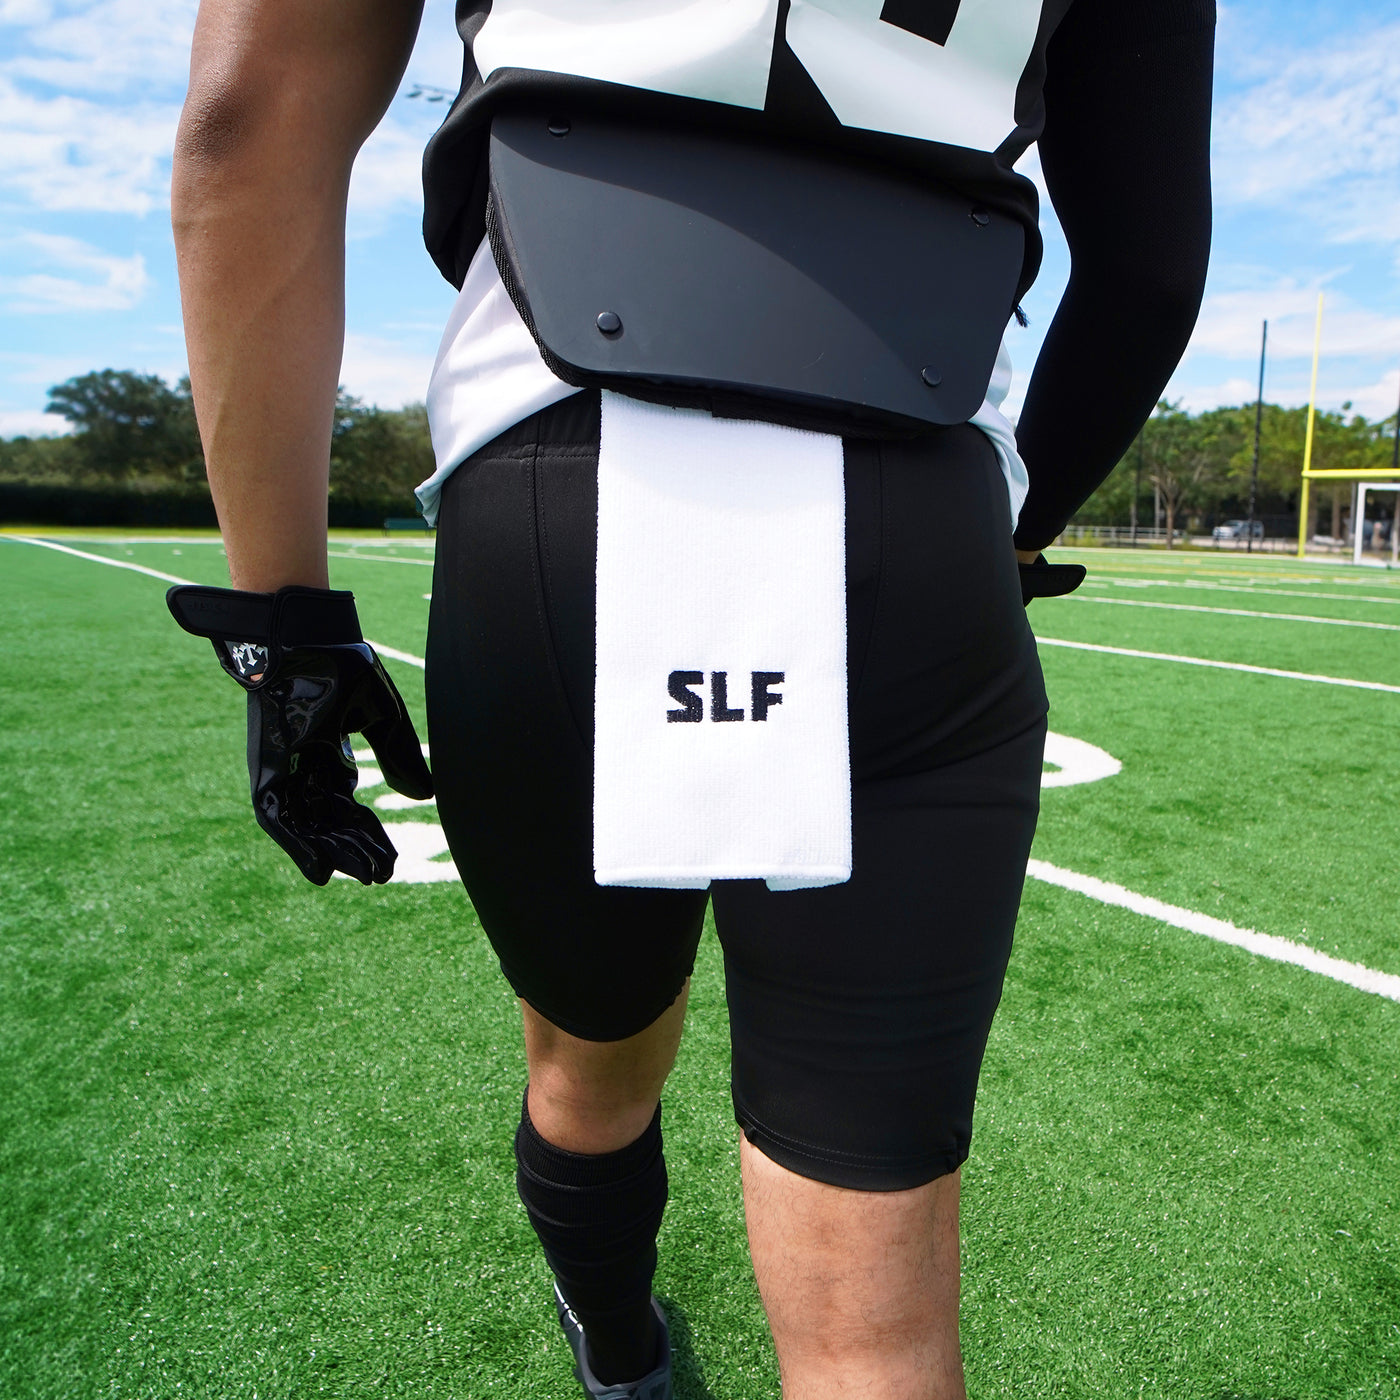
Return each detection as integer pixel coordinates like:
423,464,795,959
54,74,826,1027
0,482,423,530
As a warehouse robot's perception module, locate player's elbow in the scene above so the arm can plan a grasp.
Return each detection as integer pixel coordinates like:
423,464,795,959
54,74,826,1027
171,62,355,240
1131,261,1209,351
171,75,287,245
1140,250,1210,360
174,72,262,174
1073,223,1211,355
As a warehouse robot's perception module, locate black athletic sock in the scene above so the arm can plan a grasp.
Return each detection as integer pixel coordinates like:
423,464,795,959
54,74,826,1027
514,1089,667,1385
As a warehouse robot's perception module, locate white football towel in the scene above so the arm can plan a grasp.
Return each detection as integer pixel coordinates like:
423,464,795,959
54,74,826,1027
593,390,851,891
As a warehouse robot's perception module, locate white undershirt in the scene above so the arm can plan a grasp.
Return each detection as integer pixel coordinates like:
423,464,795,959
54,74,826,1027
417,238,1028,530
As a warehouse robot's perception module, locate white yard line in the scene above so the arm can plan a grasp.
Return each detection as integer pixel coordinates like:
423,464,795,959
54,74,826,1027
4,534,412,663
5,534,196,585
1027,861,1400,1004
0,533,433,548
1036,636,1400,694
1057,548,1377,576
1099,568,1397,589
0,533,228,546
14,532,1397,1003
1063,593,1400,631
1085,578,1400,607
326,538,435,548
369,641,425,668
328,550,434,568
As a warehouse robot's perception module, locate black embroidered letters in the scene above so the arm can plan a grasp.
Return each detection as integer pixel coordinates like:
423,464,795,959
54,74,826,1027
710,671,745,723
667,670,704,723
667,670,785,723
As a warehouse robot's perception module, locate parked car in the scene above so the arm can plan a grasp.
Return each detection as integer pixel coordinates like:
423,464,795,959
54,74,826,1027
1213,519,1265,540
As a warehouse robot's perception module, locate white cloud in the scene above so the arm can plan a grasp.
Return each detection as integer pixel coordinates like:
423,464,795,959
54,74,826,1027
339,332,436,408
0,408,71,436
0,0,452,221
0,1,55,27
347,116,435,233
1186,280,1400,362
406,0,468,91
1345,367,1400,424
2,0,196,96
0,348,109,386
0,1,192,212
1167,363,1400,420
0,231,148,312
1165,376,1262,414
0,77,179,214
1213,20,1400,256
346,2,469,231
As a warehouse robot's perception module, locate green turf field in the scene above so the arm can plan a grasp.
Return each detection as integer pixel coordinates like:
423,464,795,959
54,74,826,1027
2,530,1397,1399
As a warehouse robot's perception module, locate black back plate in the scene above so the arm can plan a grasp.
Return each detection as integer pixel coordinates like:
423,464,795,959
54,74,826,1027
488,113,1024,428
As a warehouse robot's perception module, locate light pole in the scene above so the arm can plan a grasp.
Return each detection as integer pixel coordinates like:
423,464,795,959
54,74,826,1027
1131,433,1143,547
1392,369,1399,564
1248,320,1266,553
1297,294,1324,558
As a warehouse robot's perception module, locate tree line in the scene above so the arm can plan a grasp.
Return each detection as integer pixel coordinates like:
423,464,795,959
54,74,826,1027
2,367,1397,535
0,369,433,526
1074,399,1399,541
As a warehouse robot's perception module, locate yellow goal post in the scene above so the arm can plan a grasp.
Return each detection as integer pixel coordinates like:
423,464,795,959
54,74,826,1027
1295,294,1400,563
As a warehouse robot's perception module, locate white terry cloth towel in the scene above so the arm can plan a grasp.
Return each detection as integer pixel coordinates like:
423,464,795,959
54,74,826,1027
593,390,851,891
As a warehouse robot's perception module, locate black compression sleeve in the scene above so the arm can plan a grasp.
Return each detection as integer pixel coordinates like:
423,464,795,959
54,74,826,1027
1012,0,1216,552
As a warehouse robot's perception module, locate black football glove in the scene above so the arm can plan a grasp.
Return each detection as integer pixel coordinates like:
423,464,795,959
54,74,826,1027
167,584,433,886
1018,553,1087,606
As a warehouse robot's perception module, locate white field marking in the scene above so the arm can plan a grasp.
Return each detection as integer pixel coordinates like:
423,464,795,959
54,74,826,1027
343,733,1125,886
1,533,428,550
1064,558,1393,586
1055,546,1365,571
327,538,435,548
367,821,459,882
2,535,229,547
349,747,457,883
370,641,425,668
5,534,419,667
17,529,1397,992
328,550,434,568
17,532,1393,694
1086,577,1400,607
5,534,194,585
1041,732,1121,788
1062,593,1400,632
1026,861,1400,1004
1091,566,1370,586
8,528,447,884
1097,566,1400,590
1036,636,1400,694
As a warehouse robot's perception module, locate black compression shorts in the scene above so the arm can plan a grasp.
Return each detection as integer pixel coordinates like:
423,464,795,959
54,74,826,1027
425,392,1048,1191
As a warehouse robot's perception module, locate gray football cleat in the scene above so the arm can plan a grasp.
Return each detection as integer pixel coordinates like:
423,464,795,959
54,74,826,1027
553,1282,672,1400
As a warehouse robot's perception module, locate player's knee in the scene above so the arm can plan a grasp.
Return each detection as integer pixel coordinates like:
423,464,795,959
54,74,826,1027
526,1063,661,1138
519,989,685,1146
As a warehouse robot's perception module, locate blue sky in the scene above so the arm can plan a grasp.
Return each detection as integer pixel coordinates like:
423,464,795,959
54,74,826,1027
1,0,1398,438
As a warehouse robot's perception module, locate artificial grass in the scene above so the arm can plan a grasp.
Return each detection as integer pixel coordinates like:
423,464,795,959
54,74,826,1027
1032,641,1400,976
1,534,1397,1398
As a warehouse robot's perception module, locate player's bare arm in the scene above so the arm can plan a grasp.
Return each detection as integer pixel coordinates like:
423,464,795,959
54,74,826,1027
171,0,424,591
168,0,432,889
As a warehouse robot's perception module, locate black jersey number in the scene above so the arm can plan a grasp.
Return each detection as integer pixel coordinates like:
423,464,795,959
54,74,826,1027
784,0,1046,152
475,0,1046,156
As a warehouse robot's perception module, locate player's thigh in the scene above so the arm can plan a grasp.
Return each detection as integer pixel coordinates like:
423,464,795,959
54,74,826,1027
713,719,1044,1189
425,395,708,1042
713,426,1048,1190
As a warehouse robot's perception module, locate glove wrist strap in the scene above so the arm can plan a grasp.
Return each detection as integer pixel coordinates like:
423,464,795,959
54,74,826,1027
166,584,363,684
1017,554,1087,605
